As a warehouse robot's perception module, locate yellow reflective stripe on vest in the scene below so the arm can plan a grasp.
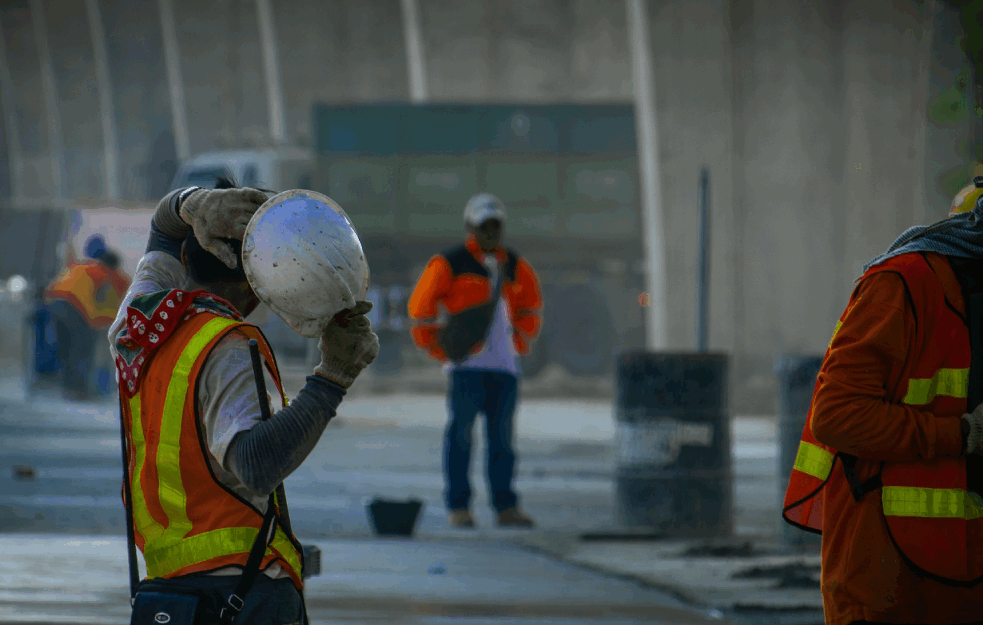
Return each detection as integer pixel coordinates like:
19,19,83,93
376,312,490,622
829,320,843,348
145,317,239,561
793,441,834,480
145,525,302,579
883,486,983,520
128,393,165,542
902,368,969,405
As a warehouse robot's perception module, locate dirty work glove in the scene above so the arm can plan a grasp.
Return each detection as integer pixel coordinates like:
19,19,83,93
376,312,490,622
963,404,983,455
179,187,268,269
314,301,380,388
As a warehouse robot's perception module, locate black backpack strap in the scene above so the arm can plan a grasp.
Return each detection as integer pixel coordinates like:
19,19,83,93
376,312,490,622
119,395,141,605
838,452,883,503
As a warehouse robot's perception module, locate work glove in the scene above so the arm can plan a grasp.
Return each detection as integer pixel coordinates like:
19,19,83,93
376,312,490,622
179,187,268,269
314,301,380,388
962,403,983,455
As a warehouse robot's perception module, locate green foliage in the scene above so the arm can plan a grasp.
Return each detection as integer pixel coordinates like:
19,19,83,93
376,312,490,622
939,164,973,198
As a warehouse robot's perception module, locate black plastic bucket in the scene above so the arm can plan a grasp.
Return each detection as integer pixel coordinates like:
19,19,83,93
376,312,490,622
367,498,424,536
614,352,732,537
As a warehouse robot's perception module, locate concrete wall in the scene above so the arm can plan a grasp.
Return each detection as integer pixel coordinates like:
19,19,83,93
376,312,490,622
0,0,967,412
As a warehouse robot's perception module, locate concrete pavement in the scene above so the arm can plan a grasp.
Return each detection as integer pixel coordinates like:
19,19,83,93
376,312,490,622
0,367,824,624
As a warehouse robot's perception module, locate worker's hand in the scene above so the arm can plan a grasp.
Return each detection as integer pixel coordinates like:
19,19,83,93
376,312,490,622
178,187,268,269
962,403,983,455
314,301,380,388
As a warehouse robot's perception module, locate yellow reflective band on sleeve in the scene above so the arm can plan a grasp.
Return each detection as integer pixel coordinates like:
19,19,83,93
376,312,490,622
902,368,969,405
155,317,239,543
129,393,165,542
883,486,983,520
792,441,835,480
829,320,843,348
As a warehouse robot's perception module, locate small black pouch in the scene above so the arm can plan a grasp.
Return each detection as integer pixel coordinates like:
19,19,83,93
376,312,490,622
130,578,223,625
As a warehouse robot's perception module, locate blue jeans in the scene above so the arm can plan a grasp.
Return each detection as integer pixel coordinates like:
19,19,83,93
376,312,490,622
445,370,519,512
147,573,303,625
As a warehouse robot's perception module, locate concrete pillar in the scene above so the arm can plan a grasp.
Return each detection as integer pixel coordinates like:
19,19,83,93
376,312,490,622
256,0,288,144
84,0,121,199
627,0,668,350
29,0,66,200
158,0,190,162
0,12,23,202
840,0,935,285
400,0,428,102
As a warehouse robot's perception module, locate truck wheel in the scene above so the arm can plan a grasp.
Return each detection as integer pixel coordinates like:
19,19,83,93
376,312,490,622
549,284,616,377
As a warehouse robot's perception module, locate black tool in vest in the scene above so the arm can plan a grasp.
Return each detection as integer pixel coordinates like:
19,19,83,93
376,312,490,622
119,340,281,625
437,246,518,363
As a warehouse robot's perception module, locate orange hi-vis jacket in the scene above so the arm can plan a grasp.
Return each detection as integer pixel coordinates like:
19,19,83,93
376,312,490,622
783,252,982,624
408,235,542,362
45,260,130,328
120,309,304,589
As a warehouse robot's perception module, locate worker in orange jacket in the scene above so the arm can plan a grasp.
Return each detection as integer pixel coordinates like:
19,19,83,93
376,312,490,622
44,235,130,399
783,176,983,625
408,193,543,529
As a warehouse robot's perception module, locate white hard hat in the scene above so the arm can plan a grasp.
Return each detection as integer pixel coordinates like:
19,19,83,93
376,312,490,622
241,189,370,337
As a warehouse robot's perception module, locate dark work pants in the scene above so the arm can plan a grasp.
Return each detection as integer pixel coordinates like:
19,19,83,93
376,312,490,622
444,370,519,512
48,301,97,399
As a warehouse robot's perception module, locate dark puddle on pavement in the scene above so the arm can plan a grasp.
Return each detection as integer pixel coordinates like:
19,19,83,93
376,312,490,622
731,562,821,589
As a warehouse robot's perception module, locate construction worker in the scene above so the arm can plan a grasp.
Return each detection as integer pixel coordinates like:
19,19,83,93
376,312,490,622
407,193,543,529
45,234,130,399
109,184,378,624
783,175,983,624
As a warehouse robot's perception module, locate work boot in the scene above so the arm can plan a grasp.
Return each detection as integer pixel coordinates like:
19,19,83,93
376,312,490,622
447,509,476,528
496,507,535,528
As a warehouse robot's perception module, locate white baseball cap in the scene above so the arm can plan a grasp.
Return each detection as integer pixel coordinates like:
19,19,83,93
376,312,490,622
463,193,507,227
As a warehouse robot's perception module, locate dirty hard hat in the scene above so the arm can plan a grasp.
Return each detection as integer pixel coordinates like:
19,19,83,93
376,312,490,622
242,190,370,337
463,193,506,227
950,163,983,215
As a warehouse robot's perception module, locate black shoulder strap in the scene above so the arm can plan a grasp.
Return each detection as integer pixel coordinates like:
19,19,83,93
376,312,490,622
119,395,140,604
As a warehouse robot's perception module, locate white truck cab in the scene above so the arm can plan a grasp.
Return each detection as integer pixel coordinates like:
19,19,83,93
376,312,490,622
170,147,314,192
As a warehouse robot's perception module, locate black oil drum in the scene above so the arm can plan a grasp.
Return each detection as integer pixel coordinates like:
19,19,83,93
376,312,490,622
614,352,732,537
777,354,823,548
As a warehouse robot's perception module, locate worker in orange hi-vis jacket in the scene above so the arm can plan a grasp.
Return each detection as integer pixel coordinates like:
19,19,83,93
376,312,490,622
408,193,543,530
44,235,131,399
783,173,983,625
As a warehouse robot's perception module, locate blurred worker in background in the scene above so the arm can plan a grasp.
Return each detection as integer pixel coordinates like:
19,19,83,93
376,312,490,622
408,193,543,529
110,181,378,624
44,234,131,400
783,172,983,624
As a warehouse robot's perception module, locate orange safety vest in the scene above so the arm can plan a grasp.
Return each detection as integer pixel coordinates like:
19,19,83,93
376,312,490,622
120,310,304,589
783,253,983,586
46,260,128,328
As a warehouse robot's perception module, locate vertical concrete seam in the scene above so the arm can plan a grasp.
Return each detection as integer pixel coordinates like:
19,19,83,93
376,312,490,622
84,0,121,200
158,0,190,163
29,0,66,201
0,11,23,202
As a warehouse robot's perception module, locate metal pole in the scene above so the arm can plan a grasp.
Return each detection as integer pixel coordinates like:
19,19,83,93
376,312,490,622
256,0,287,144
400,0,428,103
158,0,191,162
85,0,121,199
627,0,667,350
696,167,710,352
30,0,66,200
0,12,24,202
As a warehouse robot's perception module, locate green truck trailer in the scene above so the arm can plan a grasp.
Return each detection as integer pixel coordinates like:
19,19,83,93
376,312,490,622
312,103,646,378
